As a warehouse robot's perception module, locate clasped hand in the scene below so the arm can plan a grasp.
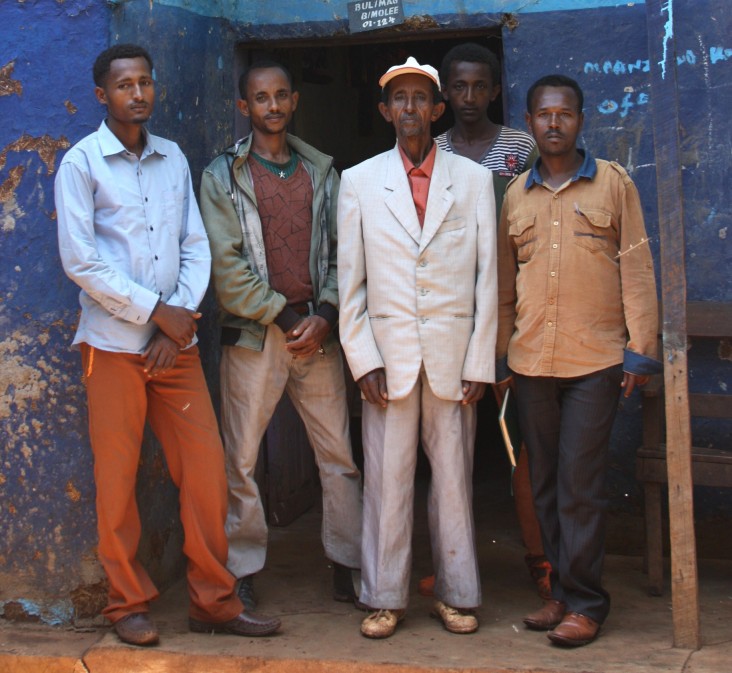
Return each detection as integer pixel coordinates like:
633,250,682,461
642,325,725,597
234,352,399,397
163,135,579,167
150,302,200,348
284,315,330,357
143,332,179,377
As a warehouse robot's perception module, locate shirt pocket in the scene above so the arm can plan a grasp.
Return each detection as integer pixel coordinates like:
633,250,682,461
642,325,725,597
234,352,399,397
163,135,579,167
573,208,612,253
161,188,184,238
508,214,537,263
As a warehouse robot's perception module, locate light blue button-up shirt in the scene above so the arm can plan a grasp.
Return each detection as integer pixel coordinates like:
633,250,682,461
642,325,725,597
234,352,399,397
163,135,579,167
55,121,211,353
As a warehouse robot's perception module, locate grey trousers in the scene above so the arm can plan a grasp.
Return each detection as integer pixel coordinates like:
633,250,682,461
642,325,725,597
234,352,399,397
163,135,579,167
220,326,362,579
360,368,481,610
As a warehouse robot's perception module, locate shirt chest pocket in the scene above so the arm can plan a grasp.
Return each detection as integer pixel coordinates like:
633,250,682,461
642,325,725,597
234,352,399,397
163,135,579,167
161,188,184,238
573,208,613,253
508,214,537,263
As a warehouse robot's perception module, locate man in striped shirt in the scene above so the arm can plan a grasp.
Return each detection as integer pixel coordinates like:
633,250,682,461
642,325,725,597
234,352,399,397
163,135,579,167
435,43,537,215
423,43,550,602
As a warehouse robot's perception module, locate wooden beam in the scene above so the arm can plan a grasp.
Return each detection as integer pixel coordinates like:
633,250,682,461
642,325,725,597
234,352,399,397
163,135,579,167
644,0,700,649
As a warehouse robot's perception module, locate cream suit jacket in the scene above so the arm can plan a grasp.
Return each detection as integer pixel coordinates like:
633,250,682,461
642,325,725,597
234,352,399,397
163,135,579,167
337,145,497,401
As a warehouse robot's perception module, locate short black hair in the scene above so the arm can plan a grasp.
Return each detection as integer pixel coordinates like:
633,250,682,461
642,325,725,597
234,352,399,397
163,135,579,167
526,74,584,114
439,43,501,89
93,44,153,87
239,60,294,100
381,79,442,105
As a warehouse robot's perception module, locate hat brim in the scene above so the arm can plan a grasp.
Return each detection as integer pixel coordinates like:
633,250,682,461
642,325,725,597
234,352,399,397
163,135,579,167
379,67,439,89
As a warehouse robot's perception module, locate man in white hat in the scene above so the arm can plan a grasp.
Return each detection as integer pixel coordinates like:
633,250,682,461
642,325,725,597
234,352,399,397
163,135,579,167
337,56,497,638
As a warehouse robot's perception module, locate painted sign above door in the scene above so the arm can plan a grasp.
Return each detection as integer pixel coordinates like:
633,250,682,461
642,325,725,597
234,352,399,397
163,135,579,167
347,0,405,33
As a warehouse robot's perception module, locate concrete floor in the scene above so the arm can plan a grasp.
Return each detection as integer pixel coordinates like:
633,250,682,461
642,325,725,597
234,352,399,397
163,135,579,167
2,474,732,673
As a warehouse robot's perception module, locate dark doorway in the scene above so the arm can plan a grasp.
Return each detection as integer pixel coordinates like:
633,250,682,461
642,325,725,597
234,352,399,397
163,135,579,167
235,29,510,525
236,30,506,171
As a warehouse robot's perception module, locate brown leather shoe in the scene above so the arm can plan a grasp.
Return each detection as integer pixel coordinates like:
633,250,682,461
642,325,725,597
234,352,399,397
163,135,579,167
189,610,281,637
548,612,600,647
113,612,159,646
523,599,566,631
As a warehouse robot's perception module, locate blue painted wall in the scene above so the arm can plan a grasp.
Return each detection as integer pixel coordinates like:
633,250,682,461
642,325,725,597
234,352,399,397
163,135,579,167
0,0,184,625
1,0,729,623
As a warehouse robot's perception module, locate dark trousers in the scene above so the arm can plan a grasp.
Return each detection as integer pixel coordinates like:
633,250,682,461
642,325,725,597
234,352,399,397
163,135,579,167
514,364,623,624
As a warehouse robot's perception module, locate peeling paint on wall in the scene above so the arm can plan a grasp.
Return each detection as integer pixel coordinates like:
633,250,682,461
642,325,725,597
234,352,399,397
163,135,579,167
0,61,22,97
0,134,70,209
0,334,47,420
0,133,70,175
0,164,24,205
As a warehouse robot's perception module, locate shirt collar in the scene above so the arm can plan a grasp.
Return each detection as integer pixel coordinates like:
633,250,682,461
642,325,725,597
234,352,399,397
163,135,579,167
398,141,437,178
97,120,166,160
525,148,596,188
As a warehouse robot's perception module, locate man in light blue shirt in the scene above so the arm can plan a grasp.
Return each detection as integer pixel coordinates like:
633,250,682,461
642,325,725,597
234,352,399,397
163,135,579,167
55,43,281,646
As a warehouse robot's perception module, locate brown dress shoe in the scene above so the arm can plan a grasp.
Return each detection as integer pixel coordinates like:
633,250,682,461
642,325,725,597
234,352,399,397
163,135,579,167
523,599,566,631
189,610,281,637
548,612,600,647
113,612,159,646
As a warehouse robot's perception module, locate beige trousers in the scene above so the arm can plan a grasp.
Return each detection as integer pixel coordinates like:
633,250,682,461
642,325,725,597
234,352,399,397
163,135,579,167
360,367,481,610
220,326,362,578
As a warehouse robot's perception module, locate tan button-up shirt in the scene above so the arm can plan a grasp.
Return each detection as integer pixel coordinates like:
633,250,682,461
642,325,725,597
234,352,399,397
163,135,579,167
497,152,660,379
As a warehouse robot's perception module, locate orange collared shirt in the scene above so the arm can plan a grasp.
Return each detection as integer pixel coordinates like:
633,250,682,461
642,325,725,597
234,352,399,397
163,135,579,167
398,142,437,227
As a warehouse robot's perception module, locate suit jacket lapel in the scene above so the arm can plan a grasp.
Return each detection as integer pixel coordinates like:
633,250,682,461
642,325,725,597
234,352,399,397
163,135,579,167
384,146,422,245
420,149,454,252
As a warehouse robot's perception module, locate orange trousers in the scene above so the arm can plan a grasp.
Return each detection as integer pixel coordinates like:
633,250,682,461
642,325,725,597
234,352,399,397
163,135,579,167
81,344,242,624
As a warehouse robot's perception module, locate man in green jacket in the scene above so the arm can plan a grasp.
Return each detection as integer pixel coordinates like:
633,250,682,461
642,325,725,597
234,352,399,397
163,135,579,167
200,60,362,615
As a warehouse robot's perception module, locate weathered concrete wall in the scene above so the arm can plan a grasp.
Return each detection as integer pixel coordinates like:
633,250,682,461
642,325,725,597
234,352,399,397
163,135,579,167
0,0,184,626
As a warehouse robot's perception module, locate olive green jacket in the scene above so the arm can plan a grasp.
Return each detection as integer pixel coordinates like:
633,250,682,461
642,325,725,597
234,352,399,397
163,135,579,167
200,133,340,351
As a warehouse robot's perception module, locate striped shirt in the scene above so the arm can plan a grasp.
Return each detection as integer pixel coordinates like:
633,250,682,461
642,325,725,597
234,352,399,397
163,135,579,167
435,126,537,215
435,125,536,177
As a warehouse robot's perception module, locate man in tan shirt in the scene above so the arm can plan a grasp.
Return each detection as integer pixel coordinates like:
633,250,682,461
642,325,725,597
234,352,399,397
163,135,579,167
497,74,660,647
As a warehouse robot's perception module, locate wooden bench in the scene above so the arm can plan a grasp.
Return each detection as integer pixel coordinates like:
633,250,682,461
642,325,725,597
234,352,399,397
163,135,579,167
636,301,732,595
